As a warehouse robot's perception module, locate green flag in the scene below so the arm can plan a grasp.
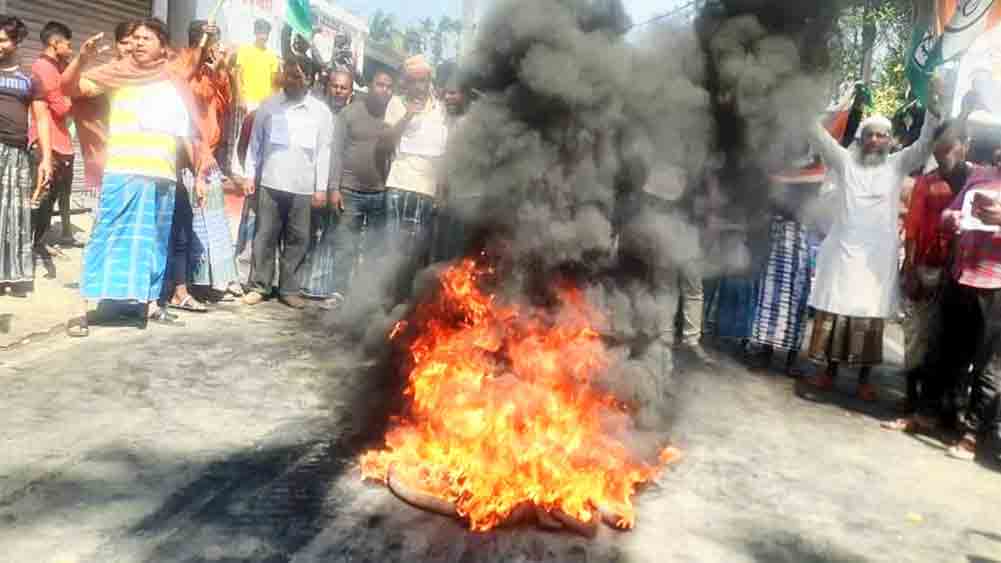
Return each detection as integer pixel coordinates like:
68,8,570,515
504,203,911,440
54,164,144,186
286,0,314,38
906,1,944,106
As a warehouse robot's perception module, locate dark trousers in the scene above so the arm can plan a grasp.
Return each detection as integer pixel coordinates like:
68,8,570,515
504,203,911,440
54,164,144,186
251,187,311,296
331,187,388,295
165,183,193,296
30,146,74,246
937,280,1001,440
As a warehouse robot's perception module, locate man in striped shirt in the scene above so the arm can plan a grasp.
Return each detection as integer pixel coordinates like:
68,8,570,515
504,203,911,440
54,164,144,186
939,165,1001,461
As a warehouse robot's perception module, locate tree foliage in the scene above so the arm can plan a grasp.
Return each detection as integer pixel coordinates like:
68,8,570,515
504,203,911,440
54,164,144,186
368,10,462,66
832,0,913,116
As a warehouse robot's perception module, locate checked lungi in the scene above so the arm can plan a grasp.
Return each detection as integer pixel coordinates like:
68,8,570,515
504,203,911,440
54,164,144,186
81,174,175,302
0,143,34,283
750,216,813,351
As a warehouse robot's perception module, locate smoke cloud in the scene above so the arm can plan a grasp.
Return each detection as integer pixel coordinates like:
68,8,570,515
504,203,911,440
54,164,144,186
326,0,842,437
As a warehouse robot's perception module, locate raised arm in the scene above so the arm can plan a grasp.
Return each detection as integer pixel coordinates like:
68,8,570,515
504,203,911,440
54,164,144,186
807,119,850,176
61,33,108,98
379,97,421,152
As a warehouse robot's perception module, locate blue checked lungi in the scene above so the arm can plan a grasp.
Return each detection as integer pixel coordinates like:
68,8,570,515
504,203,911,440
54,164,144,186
81,174,175,302
750,216,813,351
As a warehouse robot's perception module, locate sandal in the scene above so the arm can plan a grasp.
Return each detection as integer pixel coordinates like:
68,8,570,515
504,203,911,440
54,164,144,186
145,308,186,327
168,295,209,313
880,415,936,433
66,317,89,338
946,434,977,461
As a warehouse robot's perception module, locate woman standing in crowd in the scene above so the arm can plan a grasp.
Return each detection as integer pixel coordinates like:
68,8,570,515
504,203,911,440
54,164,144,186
0,16,52,297
63,19,204,333
163,20,240,313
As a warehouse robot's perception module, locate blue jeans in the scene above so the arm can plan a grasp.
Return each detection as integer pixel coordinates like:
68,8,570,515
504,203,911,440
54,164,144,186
330,188,388,295
386,188,436,301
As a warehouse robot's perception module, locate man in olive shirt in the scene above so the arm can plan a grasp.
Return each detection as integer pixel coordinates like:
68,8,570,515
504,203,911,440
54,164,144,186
322,70,395,308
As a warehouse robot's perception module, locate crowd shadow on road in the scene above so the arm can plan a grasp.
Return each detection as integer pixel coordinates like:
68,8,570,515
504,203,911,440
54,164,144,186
967,529,1001,563
742,529,867,563
1,335,409,563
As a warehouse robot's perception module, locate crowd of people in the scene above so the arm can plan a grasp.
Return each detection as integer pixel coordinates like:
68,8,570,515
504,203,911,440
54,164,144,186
687,77,1001,465
0,12,999,465
0,14,472,331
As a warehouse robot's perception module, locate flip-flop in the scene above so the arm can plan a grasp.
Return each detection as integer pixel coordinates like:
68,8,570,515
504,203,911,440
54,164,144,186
227,283,245,297
168,295,209,313
880,418,929,432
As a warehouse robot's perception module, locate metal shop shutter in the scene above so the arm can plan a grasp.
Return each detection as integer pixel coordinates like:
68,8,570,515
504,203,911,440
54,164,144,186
9,0,153,193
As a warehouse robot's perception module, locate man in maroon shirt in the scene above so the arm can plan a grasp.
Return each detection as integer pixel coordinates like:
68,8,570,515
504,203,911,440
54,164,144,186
29,21,76,259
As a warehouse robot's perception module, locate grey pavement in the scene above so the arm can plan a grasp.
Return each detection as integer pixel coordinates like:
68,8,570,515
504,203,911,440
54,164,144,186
1,300,1001,562
1,214,92,351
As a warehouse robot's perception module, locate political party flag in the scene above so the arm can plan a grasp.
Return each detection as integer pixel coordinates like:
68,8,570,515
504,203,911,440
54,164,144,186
286,0,314,38
907,0,945,105
909,0,1001,104
940,0,1001,60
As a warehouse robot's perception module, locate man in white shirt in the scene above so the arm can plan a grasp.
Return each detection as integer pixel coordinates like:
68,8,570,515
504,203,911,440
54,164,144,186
243,57,335,309
382,55,450,302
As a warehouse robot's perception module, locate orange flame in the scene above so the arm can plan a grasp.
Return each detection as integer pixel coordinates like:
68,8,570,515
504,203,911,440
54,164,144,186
361,258,674,532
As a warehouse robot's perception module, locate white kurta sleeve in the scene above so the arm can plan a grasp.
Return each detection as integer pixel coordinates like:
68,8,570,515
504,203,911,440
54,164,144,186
807,120,849,177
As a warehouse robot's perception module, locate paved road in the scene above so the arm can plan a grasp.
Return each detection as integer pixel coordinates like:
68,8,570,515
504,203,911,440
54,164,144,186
2,302,1000,563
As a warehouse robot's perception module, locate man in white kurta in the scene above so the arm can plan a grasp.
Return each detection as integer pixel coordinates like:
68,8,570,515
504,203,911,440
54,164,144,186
803,107,940,401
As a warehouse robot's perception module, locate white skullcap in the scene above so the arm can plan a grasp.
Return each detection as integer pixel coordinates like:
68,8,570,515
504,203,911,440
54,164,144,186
859,114,892,135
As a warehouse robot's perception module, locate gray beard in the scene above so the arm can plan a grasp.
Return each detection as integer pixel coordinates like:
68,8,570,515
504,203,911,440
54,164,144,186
857,149,889,168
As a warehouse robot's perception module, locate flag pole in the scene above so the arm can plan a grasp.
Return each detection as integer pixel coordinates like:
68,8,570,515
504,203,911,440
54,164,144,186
200,0,228,49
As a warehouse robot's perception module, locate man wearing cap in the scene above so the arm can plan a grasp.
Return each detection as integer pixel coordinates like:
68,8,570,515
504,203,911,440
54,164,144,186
382,54,450,301
802,87,943,401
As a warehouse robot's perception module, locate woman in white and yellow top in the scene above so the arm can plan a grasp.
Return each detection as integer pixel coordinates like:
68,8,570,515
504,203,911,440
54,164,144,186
62,19,204,332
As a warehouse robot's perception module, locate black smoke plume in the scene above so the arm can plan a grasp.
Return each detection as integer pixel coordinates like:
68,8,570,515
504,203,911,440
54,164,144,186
330,0,842,436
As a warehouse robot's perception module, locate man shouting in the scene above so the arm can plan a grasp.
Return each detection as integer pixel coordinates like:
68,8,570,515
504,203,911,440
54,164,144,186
803,83,942,401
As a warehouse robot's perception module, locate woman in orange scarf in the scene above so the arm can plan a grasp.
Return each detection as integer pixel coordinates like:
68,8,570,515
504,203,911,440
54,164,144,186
162,20,242,313
62,19,209,334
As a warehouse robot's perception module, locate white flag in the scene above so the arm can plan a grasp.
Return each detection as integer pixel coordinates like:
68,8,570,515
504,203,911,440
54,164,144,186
941,0,1001,61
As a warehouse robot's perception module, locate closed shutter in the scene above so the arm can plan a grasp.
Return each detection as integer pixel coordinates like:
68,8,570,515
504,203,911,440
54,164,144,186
9,0,153,193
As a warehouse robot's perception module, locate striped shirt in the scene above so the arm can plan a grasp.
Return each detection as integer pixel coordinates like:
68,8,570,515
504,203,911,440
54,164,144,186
105,81,191,181
948,176,1001,289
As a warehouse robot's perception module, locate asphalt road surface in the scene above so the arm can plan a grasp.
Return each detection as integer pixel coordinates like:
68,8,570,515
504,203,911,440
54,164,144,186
2,301,1000,563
